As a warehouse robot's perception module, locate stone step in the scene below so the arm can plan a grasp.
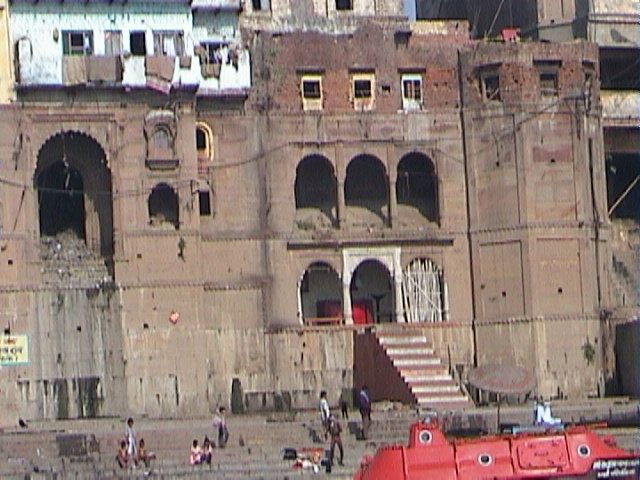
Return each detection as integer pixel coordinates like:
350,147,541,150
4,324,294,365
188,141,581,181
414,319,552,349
377,335,429,345
384,345,434,355
410,383,461,394
389,354,442,367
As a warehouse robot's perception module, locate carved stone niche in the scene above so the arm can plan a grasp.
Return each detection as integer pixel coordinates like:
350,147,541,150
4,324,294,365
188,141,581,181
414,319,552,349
144,110,179,170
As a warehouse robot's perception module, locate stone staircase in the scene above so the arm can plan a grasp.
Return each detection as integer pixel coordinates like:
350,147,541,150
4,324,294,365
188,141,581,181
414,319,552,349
375,328,472,410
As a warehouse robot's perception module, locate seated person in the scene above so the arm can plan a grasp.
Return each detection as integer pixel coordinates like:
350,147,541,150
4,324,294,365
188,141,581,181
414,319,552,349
137,438,156,468
201,437,213,465
190,439,203,465
534,399,562,426
116,440,129,469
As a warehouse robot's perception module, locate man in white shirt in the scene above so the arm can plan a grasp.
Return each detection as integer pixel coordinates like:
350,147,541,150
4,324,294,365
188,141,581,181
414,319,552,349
319,390,330,440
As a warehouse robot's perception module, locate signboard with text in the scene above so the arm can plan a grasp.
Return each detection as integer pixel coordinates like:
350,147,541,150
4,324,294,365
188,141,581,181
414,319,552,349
0,335,29,365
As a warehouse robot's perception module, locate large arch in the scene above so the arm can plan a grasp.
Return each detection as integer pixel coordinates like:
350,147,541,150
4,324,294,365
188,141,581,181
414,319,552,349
294,155,337,226
350,259,394,324
148,183,179,229
401,257,448,323
298,261,343,325
344,154,388,223
396,152,438,223
35,131,113,257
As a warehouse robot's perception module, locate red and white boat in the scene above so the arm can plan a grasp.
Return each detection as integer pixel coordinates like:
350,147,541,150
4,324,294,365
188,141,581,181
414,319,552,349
354,419,640,479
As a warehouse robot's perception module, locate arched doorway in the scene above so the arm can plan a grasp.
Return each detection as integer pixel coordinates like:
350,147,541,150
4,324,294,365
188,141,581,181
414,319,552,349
294,155,337,227
35,132,113,257
401,258,448,323
396,152,438,223
148,183,179,229
344,154,388,225
298,261,342,325
350,259,394,324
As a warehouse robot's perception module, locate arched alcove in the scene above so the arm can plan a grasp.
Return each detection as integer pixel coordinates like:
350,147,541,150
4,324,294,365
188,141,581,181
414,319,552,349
396,152,438,223
350,259,394,324
294,155,337,226
298,261,342,325
344,154,388,224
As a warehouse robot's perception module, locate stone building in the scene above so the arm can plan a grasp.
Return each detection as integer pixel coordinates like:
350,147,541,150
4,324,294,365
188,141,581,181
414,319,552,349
0,0,615,423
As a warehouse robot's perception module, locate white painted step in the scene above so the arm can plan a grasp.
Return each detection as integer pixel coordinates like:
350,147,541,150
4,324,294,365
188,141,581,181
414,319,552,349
377,335,429,345
385,346,434,356
411,384,461,394
392,357,441,367
403,373,452,382
416,394,469,404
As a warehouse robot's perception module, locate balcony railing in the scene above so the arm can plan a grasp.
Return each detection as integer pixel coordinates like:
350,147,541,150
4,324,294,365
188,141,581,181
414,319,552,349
601,89,640,126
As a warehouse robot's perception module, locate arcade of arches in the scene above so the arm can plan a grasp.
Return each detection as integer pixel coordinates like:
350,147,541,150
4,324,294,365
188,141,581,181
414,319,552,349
297,253,448,325
35,132,113,257
293,151,438,228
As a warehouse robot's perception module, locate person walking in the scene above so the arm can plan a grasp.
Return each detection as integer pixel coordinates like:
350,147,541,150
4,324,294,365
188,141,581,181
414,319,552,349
327,414,344,467
319,390,331,440
357,386,372,440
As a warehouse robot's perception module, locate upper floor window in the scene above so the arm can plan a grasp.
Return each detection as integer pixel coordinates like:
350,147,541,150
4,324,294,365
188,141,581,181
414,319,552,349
301,75,323,111
536,61,561,97
62,31,93,56
351,72,375,111
199,42,227,65
153,31,184,57
252,0,271,11
401,73,422,111
336,0,353,10
104,31,122,56
130,31,147,56
480,69,501,102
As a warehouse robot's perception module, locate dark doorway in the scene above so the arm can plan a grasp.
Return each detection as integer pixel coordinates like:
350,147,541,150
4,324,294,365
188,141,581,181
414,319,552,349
350,259,394,324
148,183,179,229
396,152,438,223
299,262,343,325
607,153,640,222
344,155,388,224
37,161,86,239
294,155,337,226
35,131,113,257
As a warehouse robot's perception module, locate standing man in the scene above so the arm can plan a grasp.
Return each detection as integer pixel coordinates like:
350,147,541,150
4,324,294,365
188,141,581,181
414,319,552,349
212,406,229,448
357,385,371,440
327,414,344,466
125,417,138,462
319,390,330,440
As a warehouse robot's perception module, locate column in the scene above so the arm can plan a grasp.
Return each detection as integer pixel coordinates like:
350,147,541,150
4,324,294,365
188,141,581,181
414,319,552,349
394,269,405,323
342,275,353,325
388,174,397,228
337,181,346,228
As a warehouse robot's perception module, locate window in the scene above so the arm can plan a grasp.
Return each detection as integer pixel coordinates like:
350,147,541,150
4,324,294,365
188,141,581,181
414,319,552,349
252,0,271,10
336,0,353,10
104,31,122,56
301,75,323,111
199,42,227,65
536,61,561,97
199,190,212,216
153,31,184,56
351,72,375,111
62,31,93,56
152,126,173,150
481,72,501,102
401,74,422,110
130,32,147,56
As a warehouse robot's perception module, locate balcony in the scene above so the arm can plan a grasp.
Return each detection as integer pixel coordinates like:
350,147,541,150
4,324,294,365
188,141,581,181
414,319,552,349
601,90,640,127
587,0,640,47
15,48,250,94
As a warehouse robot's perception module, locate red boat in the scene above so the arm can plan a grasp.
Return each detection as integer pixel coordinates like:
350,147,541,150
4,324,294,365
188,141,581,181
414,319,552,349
354,419,640,479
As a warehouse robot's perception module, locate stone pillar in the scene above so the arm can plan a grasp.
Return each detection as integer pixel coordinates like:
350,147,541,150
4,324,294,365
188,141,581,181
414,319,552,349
394,268,405,322
342,273,353,325
337,181,346,228
388,174,397,228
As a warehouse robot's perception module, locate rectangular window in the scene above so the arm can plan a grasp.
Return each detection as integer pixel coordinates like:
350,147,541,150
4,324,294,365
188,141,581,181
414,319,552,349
153,31,184,56
62,31,93,56
252,0,272,10
536,61,561,97
481,73,501,102
104,31,122,56
301,74,323,111
199,190,212,216
200,42,227,65
351,72,375,111
336,0,353,10
401,74,422,110
130,31,147,56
